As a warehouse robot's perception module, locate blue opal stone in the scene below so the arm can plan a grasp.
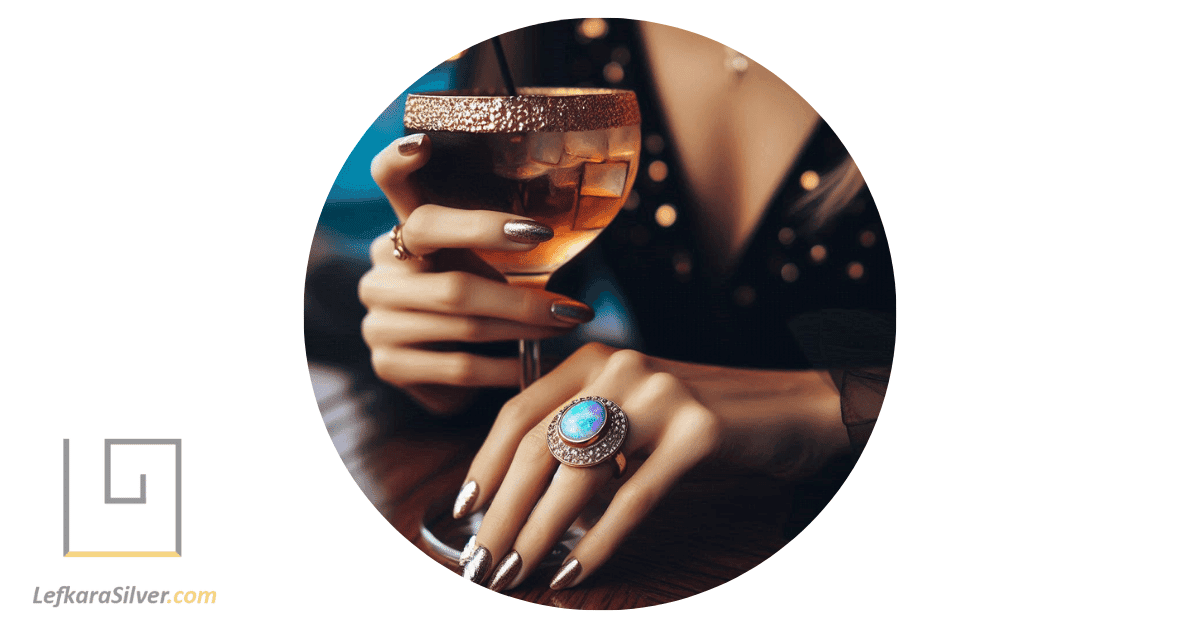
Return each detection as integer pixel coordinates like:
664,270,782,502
559,400,607,443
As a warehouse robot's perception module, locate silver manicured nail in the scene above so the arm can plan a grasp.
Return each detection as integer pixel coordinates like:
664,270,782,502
548,558,581,590
550,301,594,324
503,220,553,244
397,133,426,155
458,535,478,568
453,480,478,519
463,546,493,585
487,550,522,592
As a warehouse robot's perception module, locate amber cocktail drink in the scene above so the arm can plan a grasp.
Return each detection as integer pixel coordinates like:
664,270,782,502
403,88,640,385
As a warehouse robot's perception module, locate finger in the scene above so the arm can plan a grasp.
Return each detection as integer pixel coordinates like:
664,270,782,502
454,344,615,520
463,349,643,586
400,205,554,257
370,133,431,219
462,423,560,585
488,464,609,591
361,310,570,346
359,267,594,328
371,135,554,254
505,369,690,590
367,230,431,273
548,403,720,590
370,346,520,388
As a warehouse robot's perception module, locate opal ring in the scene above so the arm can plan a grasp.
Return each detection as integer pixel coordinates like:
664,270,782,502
390,223,423,261
547,396,628,478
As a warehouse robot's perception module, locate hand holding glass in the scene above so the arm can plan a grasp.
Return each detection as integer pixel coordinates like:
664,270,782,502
403,88,641,387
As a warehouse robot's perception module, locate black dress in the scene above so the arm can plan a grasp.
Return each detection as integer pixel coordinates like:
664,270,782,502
526,19,896,447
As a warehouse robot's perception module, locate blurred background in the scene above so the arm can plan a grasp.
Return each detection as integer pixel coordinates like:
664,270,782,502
315,56,466,260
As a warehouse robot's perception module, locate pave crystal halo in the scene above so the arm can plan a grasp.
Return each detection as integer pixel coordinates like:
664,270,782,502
547,396,628,476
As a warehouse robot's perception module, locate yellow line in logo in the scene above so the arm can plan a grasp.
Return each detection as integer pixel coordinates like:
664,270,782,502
65,551,181,557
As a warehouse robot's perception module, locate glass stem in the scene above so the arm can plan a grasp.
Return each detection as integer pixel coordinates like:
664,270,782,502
518,338,541,390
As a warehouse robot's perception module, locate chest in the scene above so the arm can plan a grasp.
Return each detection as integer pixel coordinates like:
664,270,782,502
640,24,819,267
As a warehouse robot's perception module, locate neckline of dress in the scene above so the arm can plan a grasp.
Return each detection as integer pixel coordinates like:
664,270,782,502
633,23,821,278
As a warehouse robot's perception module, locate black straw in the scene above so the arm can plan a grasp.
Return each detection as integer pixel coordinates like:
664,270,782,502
490,37,517,96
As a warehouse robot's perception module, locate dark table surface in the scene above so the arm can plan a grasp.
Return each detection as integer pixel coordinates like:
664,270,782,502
314,364,851,610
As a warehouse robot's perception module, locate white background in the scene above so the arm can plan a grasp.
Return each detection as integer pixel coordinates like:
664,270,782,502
2,1,1197,626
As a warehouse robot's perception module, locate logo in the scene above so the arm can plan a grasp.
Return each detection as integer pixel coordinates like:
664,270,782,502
62,439,182,557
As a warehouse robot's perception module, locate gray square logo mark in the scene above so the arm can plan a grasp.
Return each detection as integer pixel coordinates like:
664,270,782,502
63,439,182,557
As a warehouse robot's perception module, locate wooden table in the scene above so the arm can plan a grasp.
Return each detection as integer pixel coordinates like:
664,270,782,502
316,364,851,610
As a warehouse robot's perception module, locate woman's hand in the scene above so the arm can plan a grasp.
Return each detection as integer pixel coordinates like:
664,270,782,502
358,134,595,414
454,342,852,591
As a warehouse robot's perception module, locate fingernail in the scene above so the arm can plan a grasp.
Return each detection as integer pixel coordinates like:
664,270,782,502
397,133,427,155
462,545,493,585
487,550,522,591
458,535,477,568
503,219,553,244
548,557,581,590
453,480,479,519
550,301,594,324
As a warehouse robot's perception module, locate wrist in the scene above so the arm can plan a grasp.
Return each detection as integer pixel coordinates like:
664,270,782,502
660,360,850,477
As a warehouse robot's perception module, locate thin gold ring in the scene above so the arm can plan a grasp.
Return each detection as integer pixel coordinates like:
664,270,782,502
390,223,423,261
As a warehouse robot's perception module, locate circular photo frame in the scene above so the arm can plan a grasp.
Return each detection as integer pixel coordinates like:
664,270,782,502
305,17,895,610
